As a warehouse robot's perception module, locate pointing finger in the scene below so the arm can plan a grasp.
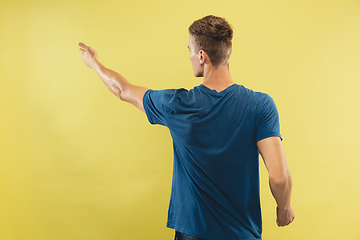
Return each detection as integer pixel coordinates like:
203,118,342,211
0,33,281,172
78,42,88,49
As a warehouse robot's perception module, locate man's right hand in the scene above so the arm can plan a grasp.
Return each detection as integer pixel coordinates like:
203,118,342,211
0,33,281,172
79,42,99,69
276,204,295,227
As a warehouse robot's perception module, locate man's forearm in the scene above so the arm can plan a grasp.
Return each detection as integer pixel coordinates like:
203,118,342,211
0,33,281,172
269,169,292,209
92,59,131,99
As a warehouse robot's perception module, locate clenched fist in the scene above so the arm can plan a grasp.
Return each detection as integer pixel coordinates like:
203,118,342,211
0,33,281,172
276,204,295,227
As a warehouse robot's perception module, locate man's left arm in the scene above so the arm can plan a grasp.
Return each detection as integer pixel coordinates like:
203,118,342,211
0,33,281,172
78,42,149,112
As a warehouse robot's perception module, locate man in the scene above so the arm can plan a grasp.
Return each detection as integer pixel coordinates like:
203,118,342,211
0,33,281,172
79,15,294,240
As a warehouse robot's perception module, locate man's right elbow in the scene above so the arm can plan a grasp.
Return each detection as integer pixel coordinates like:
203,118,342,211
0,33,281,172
113,85,125,101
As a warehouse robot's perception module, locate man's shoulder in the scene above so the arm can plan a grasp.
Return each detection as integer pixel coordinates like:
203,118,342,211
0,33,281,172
241,85,267,96
237,85,272,104
144,87,189,100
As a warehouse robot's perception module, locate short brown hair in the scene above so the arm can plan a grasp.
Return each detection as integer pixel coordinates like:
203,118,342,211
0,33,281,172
188,15,233,67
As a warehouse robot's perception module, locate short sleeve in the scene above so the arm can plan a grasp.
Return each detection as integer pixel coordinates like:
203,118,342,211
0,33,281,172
256,95,282,142
143,89,176,126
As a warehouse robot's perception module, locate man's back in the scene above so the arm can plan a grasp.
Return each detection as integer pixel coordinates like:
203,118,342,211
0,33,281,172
79,14,294,240
143,84,281,240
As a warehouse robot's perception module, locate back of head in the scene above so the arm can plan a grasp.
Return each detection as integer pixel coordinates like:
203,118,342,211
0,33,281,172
188,15,233,67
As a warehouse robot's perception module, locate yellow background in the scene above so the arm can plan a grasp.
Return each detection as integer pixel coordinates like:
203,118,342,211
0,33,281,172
1,0,359,239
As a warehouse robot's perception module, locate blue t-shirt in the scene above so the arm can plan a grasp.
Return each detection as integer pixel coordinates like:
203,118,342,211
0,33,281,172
143,84,282,240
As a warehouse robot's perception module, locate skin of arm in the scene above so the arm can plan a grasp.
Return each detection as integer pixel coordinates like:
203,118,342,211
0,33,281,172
78,42,149,112
256,136,295,227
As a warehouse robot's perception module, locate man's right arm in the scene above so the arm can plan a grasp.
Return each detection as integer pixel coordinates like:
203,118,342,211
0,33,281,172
257,136,295,227
79,42,149,112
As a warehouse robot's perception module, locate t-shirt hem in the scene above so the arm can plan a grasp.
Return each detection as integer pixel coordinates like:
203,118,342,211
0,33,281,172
256,133,282,142
167,223,262,240
143,89,155,124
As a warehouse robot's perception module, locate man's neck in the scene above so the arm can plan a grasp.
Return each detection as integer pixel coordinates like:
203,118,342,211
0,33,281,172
202,65,234,92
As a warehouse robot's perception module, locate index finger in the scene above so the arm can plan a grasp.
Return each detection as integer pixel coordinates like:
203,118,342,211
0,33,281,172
78,42,88,49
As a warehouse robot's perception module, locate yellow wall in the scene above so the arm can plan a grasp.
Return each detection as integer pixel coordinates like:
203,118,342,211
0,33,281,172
1,0,359,239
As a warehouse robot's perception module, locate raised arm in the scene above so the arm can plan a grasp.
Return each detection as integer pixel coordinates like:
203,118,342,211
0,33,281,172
78,42,149,112
257,136,295,227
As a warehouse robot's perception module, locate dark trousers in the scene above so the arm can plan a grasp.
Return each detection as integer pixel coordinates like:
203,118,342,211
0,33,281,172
175,231,204,240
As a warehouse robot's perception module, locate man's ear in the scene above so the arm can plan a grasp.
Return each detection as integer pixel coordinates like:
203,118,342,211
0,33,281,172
199,50,205,64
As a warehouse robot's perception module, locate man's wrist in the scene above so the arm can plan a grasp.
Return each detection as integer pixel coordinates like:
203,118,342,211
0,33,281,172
277,204,291,211
91,59,102,72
